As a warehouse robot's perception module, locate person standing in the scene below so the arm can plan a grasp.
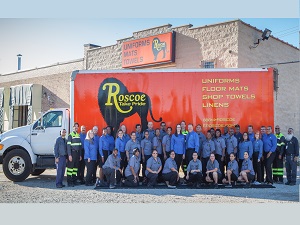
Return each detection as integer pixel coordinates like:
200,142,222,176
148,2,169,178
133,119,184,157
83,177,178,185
262,126,277,185
196,124,206,156
252,131,263,184
222,126,230,143
122,148,141,187
202,130,216,178
54,129,68,188
237,132,253,171
125,131,141,160
213,129,226,177
120,124,130,144
186,151,203,187
93,126,102,185
272,125,285,184
186,124,200,166
162,150,179,188
153,129,163,162
146,149,162,187
225,128,238,166
248,125,255,142
102,148,122,188
282,128,299,186
142,121,155,142
115,129,127,179
106,126,115,156
159,121,167,140
66,122,82,187
77,125,86,185
180,120,188,176
99,127,110,163
234,124,243,145
135,124,143,143
141,130,152,182
162,127,172,159
171,124,186,174
84,130,98,186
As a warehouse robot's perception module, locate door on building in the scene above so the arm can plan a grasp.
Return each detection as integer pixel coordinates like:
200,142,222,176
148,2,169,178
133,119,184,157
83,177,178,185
12,106,29,128
30,110,63,155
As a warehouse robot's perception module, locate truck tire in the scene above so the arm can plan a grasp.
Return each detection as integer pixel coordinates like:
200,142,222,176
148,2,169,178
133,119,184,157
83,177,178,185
31,169,46,176
3,149,32,182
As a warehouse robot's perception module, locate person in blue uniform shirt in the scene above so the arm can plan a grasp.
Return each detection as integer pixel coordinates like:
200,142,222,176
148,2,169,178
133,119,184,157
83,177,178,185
281,128,299,186
201,130,215,178
186,124,200,166
221,126,230,143
248,125,255,142
252,131,263,184
93,126,102,185
106,126,115,156
115,129,127,179
99,128,110,164
196,124,206,155
237,132,253,171
84,130,98,186
146,149,162,187
77,125,86,185
159,121,167,140
162,127,172,160
262,126,277,185
141,130,152,183
122,148,141,187
237,151,255,187
234,124,243,145
222,153,239,187
135,124,143,143
162,150,179,188
205,153,221,188
153,129,163,162
125,131,141,161
225,128,238,166
120,124,130,144
102,148,122,188
142,121,155,142
213,129,226,177
171,124,186,173
260,126,267,179
54,129,68,188
186,151,202,187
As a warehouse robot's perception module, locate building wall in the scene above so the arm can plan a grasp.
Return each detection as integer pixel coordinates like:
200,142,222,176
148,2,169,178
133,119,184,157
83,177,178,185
238,21,300,138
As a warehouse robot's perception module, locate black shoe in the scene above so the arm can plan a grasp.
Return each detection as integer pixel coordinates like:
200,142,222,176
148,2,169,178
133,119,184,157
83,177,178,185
68,183,74,187
277,181,283,184
56,184,63,188
214,183,218,189
245,182,251,188
61,184,66,187
285,182,290,185
80,180,86,185
289,182,296,186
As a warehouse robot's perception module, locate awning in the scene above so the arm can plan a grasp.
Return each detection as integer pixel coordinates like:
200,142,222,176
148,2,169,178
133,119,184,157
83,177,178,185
10,84,33,106
0,87,4,108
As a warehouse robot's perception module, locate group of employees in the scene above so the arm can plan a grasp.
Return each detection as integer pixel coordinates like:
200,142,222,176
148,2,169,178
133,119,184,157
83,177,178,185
54,121,299,189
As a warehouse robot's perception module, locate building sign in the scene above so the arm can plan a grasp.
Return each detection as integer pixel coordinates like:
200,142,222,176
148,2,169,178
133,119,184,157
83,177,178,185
122,32,175,68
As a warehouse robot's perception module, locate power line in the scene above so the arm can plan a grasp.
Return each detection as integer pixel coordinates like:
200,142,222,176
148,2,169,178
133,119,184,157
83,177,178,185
277,30,299,38
273,26,299,34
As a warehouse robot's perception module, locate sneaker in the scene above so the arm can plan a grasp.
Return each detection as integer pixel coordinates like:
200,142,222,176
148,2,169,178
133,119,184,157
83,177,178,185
109,184,116,189
167,185,176,189
253,181,261,185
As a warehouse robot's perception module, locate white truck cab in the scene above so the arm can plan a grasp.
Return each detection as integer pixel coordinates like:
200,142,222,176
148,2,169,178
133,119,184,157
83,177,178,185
0,108,70,182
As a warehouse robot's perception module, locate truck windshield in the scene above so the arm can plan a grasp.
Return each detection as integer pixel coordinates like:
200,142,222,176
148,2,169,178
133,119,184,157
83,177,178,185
33,111,63,129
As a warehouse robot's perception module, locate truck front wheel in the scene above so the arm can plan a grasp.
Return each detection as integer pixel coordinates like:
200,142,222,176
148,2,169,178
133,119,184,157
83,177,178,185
3,149,32,182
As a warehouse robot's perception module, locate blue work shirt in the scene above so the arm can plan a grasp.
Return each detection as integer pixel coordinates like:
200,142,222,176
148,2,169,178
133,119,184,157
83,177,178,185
145,156,162,176
80,133,86,146
252,139,263,159
143,129,155,142
222,133,230,143
226,135,238,154
99,134,110,157
186,131,200,152
263,133,277,153
141,138,152,156
159,129,167,140
227,159,239,177
241,158,255,175
102,153,121,170
123,133,131,145
202,139,216,158
136,131,143,143
93,134,100,152
171,134,186,155
153,136,162,154
107,134,115,152
84,139,98,160
248,133,255,142
115,137,126,156
162,157,177,174
238,141,253,160
197,132,206,152
206,159,221,174
124,155,140,177
125,139,141,159
234,132,243,145
213,137,226,156
187,159,202,174
162,135,171,153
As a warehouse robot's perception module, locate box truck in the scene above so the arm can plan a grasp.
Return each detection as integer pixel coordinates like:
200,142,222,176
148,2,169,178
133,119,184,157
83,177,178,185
0,68,275,181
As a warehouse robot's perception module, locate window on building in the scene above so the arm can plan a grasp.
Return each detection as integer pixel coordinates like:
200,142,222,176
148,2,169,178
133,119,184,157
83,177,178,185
201,60,215,68
12,106,28,128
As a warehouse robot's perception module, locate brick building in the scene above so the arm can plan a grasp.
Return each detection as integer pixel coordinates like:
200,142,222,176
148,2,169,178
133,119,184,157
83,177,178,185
0,19,299,137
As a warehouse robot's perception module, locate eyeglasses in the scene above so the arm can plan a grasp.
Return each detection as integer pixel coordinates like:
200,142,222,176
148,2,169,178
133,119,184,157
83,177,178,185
152,153,157,154
275,128,280,130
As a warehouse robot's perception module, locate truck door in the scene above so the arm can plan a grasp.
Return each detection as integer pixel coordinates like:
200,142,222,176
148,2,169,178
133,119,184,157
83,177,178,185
30,110,64,155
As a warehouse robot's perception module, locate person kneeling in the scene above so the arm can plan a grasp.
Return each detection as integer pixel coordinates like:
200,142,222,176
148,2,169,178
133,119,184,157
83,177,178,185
102,148,122,189
237,151,255,187
186,151,203,187
162,150,179,188
206,153,221,189
122,148,141,187
146,149,162,188
222,153,239,187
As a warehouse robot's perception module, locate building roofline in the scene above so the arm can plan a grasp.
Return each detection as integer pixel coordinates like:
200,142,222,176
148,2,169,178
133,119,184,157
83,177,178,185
133,24,172,34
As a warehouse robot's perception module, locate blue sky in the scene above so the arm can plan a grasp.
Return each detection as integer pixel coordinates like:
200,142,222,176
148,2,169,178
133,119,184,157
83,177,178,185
0,18,298,74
